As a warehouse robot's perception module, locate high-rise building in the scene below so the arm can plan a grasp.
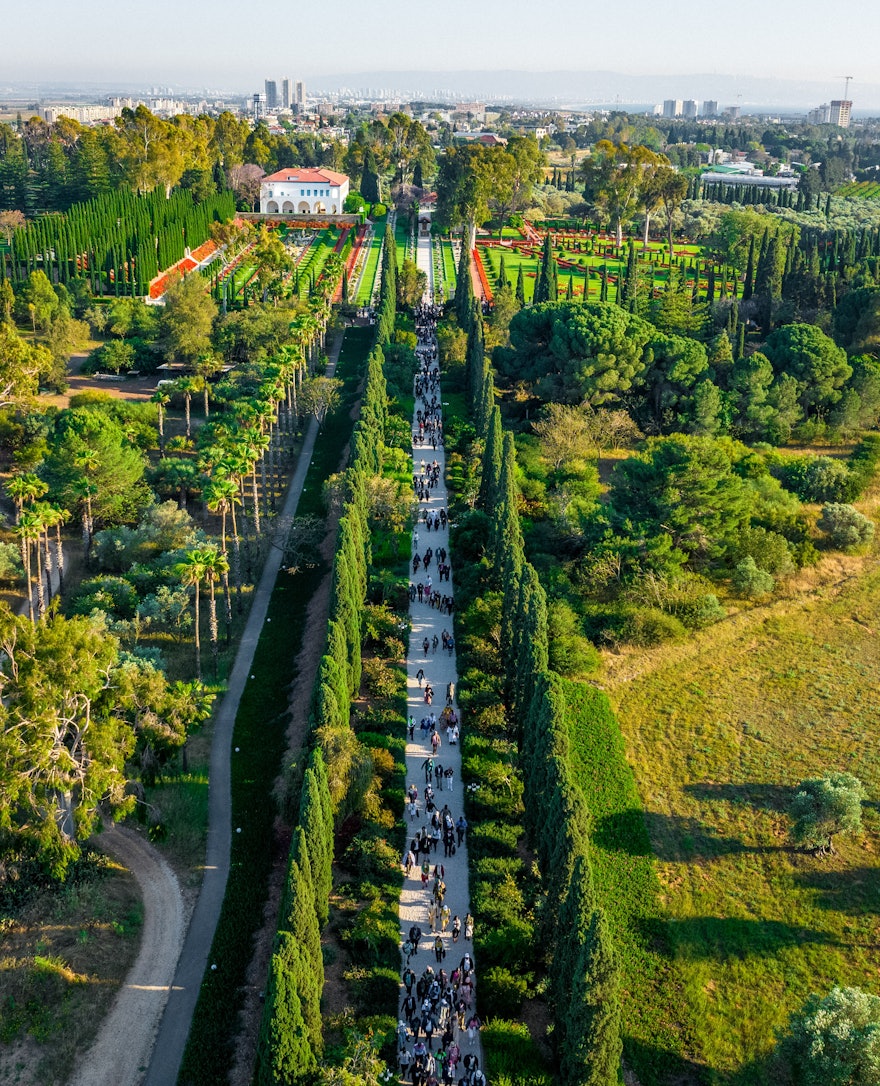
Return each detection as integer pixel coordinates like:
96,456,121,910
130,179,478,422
702,100,718,118
282,78,291,110
253,92,267,120
265,80,278,110
294,80,306,113
682,99,699,119
830,100,852,128
663,99,683,118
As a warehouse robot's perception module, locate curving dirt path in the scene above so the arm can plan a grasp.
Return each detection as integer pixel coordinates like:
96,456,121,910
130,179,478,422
68,825,185,1086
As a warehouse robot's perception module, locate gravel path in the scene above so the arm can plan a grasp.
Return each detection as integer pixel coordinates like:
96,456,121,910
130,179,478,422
68,826,184,1086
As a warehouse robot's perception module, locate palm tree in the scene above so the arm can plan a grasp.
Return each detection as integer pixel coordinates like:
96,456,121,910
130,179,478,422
73,450,100,560
151,387,171,453
16,509,46,622
41,503,66,594
204,475,239,624
177,549,209,681
194,353,224,420
200,547,230,677
175,375,201,439
6,472,48,571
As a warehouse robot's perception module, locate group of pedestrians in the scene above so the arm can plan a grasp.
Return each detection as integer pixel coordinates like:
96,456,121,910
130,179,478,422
397,301,485,1086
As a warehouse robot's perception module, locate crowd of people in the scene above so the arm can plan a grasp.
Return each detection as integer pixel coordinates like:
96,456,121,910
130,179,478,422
396,302,486,1086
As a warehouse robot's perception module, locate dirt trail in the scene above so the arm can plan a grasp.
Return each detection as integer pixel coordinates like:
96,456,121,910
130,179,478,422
67,826,185,1086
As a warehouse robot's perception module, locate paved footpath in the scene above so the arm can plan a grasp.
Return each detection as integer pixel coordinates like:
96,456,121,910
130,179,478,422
396,224,484,1083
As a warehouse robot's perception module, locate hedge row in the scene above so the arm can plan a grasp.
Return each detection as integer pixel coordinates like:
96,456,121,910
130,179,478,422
255,229,400,1081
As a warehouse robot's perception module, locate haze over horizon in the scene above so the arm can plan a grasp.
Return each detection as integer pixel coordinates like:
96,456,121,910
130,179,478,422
5,0,880,108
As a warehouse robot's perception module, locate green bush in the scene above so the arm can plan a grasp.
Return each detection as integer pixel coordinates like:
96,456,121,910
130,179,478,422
468,820,521,859
619,606,687,646
480,966,529,1018
732,557,775,599
817,502,875,550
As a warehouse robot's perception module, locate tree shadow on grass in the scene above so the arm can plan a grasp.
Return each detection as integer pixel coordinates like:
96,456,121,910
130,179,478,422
661,915,842,960
683,781,791,812
795,865,880,916
593,809,783,862
623,1038,712,1086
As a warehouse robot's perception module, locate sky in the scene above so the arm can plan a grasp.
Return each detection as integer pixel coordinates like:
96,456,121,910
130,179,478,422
5,0,880,106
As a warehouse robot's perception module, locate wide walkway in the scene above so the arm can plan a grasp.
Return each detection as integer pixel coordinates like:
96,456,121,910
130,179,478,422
396,225,485,1084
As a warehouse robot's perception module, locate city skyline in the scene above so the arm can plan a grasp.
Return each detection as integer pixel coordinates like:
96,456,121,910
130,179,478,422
4,0,880,106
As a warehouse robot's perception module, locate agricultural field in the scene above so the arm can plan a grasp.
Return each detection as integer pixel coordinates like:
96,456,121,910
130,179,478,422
836,181,880,199
603,557,880,1082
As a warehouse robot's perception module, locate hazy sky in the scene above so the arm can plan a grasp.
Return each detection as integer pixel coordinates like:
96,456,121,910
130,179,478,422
5,0,879,97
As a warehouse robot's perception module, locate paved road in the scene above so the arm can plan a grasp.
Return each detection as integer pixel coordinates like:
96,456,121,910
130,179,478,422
139,338,344,1086
396,222,483,1081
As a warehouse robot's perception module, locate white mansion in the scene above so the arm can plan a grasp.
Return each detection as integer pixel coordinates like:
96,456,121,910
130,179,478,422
259,167,350,215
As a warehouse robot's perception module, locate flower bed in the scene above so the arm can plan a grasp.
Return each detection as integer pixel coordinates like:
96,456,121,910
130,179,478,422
472,247,493,303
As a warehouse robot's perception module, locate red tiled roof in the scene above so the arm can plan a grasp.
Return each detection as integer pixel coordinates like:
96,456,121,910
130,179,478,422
262,167,349,185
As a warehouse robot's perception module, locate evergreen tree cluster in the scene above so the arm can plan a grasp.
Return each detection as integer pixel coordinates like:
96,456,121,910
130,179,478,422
464,318,622,1084
2,187,235,295
256,751,333,1084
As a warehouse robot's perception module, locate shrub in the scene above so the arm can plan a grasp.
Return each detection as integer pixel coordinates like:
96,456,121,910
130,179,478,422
731,525,796,577
817,503,875,550
362,658,402,701
480,966,529,1019
618,606,686,646
775,455,856,504
732,557,775,599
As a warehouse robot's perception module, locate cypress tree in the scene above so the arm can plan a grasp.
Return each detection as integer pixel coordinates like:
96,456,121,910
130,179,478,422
742,235,756,301
478,405,503,510
255,934,318,1086
515,263,525,306
360,149,381,205
465,300,484,410
280,859,324,1020
491,431,523,567
535,234,558,304
560,908,622,1086
566,274,574,300
455,241,474,325
497,252,508,290
300,765,332,925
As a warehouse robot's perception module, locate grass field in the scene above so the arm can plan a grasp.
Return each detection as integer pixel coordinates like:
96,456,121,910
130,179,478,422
603,557,880,1082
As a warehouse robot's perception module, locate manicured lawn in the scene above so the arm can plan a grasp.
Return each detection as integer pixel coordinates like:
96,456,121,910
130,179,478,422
604,559,880,1082
439,238,457,296
355,221,385,305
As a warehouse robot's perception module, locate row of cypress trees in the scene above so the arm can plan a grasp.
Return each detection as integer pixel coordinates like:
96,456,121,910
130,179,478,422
2,186,235,293
461,297,623,1085
255,222,397,1084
